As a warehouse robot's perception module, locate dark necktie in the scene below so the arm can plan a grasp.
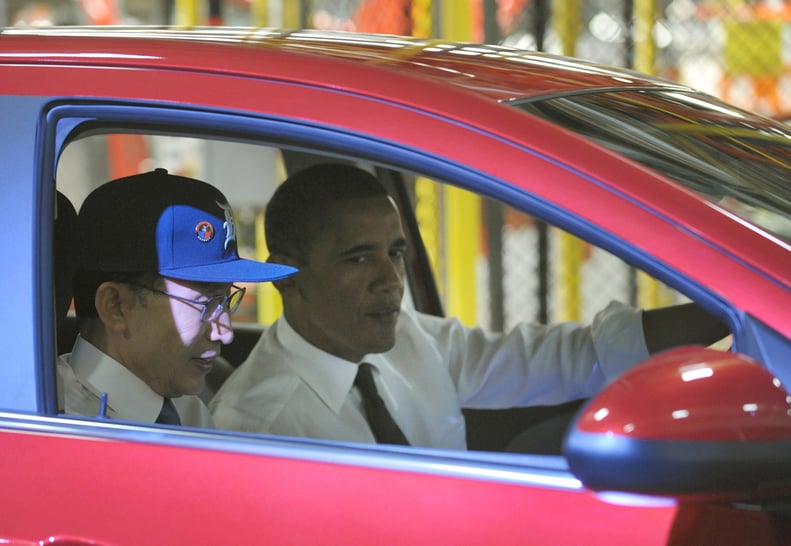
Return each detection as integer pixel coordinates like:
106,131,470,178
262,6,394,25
354,363,410,445
156,397,181,425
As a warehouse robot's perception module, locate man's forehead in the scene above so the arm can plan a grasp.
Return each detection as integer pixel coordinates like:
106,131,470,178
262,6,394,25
311,196,403,246
319,195,397,224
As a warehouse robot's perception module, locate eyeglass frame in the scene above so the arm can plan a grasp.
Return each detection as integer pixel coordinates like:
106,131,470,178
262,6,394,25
129,282,246,323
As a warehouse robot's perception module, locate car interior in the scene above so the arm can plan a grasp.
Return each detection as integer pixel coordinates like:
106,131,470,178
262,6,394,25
52,127,693,455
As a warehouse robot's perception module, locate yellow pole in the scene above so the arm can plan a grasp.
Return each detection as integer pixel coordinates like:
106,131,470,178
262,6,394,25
174,0,198,26
633,0,672,309
444,185,480,325
251,0,268,27
415,178,443,300
637,270,674,308
553,0,583,321
440,0,472,41
282,0,301,28
412,0,433,38
553,0,581,57
559,236,582,321
409,1,443,305
437,0,479,325
634,0,657,74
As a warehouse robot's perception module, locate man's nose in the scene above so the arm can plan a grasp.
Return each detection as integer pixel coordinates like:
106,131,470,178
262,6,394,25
208,310,235,344
375,256,404,292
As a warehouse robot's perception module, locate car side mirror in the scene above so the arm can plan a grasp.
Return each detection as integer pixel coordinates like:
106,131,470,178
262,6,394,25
564,346,791,500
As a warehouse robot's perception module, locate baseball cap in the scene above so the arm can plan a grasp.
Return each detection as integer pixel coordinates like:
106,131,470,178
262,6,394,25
76,168,297,283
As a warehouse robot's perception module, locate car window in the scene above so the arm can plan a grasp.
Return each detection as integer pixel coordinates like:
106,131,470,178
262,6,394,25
53,123,732,456
512,89,791,244
404,176,691,331
56,131,695,332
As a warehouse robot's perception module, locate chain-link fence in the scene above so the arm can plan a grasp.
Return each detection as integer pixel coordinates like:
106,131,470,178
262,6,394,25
299,0,791,121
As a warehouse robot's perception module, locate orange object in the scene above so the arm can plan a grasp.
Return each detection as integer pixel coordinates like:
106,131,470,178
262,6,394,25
76,0,152,176
76,0,120,25
353,0,412,35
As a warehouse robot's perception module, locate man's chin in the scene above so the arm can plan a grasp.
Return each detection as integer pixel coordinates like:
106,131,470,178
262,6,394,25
179,376,208,397
367,337,397,355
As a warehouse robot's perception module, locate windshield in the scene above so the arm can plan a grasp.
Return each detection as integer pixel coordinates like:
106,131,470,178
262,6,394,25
511,89,791,243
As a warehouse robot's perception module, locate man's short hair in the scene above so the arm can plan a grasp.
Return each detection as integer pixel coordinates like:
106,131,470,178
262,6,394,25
72,270,155,318
265,163,389,262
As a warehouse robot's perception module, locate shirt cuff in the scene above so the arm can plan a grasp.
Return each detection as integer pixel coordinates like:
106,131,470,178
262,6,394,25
590,300,649,382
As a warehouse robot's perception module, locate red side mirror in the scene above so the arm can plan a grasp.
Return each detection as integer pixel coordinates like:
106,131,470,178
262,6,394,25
565,346,791,499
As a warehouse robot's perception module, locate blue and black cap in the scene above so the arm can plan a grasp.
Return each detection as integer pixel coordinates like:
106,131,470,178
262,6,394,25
76,168,296,283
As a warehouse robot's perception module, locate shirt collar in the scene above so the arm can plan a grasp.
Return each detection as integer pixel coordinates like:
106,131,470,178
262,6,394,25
70,335,164,423
276,317,360,414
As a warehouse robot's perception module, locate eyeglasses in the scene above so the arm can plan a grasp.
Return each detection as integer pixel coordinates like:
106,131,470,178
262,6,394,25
131,283,246,323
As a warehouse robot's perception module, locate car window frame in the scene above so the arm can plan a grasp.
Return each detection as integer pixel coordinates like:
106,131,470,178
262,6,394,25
42,99,746,450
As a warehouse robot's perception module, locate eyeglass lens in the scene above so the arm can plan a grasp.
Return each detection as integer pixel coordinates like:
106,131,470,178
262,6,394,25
203,286,245,322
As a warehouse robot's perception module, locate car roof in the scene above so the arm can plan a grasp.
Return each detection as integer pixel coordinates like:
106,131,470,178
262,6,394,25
0,26,690,103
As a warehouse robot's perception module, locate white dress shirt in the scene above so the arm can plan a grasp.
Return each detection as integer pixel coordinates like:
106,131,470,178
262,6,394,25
210,301,646,449
58,335,213,428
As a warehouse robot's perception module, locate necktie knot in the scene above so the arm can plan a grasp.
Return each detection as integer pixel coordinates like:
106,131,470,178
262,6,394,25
156,397,181,425
354,362,378,396
355,363,409,446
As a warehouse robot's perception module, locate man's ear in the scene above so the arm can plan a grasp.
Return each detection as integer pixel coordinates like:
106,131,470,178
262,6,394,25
94,281,131,334
267,253,299,293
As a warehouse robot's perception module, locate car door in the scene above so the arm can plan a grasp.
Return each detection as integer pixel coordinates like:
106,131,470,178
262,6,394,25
0,98,677,545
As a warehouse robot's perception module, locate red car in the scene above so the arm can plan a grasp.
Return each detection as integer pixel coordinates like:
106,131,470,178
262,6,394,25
1,27,790,545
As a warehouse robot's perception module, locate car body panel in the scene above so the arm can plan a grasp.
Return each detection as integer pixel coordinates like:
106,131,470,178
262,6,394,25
2,95,48,414
0,416,679,545
0,28,684,101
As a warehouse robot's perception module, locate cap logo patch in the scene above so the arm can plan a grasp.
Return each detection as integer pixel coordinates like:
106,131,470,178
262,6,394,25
218,200,237,250
195,221,215,243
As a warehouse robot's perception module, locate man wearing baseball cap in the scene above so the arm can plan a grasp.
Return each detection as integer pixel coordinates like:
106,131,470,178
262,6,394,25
57,168,296,427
